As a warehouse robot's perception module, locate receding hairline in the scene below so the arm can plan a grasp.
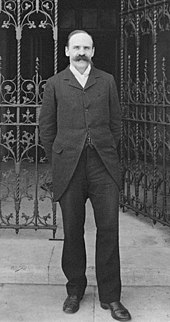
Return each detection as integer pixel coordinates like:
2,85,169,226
66,30,94,47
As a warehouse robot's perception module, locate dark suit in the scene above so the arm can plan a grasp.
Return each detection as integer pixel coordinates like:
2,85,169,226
39,65,122,303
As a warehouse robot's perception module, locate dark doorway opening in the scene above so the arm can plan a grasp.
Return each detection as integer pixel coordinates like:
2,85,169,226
58,0,120,83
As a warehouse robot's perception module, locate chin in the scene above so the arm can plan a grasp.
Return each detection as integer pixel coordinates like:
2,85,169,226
77,61,88,67
78,60,87,64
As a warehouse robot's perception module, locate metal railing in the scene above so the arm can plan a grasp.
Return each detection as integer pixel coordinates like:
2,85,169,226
0,0,170,237
0,0,58,237
120,0,170,226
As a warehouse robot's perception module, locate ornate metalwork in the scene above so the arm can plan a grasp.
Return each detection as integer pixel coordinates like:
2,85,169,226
0,0,58,237
120,0,170,226
1,0,170,234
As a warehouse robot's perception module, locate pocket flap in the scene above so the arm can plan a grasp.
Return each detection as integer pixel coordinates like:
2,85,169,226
53,142,63,154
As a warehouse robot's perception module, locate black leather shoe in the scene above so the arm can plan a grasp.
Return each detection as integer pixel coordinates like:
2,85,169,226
100,301,131,321
63,295,81,314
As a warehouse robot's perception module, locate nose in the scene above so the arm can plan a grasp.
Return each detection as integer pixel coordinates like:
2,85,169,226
79,47,85,55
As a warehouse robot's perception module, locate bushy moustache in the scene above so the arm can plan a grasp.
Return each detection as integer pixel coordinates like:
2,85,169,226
74,55,90,62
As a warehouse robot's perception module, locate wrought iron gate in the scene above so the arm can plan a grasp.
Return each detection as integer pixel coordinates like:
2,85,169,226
0,0,170,236
0,0,59,237
120,0,170,226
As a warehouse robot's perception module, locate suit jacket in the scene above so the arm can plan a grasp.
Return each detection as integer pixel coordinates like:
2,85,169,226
39,66,121,201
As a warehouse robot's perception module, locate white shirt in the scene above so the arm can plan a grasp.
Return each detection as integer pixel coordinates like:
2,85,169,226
69,64,91,88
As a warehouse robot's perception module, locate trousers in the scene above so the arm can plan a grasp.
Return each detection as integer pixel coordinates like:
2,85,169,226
59,146,121,303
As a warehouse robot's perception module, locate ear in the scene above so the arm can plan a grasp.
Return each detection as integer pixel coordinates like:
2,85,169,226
65,46,69,57
91,47,95,58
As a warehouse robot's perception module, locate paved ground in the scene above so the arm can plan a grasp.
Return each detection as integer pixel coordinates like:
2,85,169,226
0,284,170,322
0,201,170,321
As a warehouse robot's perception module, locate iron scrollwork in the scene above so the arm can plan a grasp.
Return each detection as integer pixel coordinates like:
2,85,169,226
120,0,170,226
0,0,58,237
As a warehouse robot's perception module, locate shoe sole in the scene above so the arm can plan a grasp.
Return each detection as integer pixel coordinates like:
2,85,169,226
100,303,131,321
63,306,79,314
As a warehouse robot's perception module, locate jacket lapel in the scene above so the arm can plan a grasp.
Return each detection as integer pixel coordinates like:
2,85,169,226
84,66,102,90
63,66,83,90
63,66,101,91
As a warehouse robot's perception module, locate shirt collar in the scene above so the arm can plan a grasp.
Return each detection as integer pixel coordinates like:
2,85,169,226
70,63,91,78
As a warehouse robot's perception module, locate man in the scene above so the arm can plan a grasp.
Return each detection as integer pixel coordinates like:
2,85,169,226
39,30,131,321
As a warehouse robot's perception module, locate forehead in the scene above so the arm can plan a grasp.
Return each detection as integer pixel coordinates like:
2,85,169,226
68,33,93,47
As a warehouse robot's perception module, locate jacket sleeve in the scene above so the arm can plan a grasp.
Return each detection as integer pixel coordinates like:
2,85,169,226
39,78,57,163
109,75,121,148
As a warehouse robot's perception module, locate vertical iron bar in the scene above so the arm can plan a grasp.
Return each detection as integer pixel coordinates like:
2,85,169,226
0,144,1,222
162,57,167,221
0,126,2,225
52,0,58,238
0,56,2,225
54,0,58,74
36,0,39,12
135,0,140,214
120,0,125,207
15,0,21,233
144,59,148,212
152,6,158,222
34,57,40,227
127,55,131,206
